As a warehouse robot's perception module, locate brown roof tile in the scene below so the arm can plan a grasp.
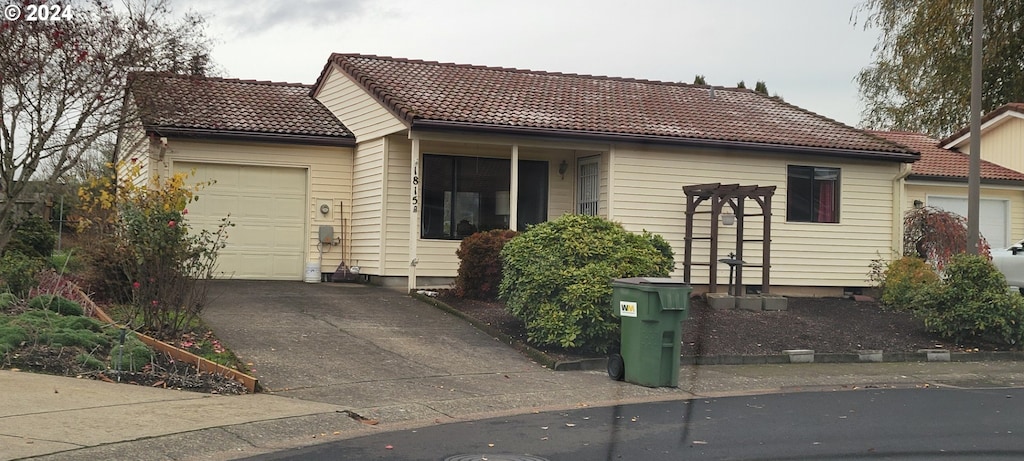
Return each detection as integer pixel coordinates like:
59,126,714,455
131,73,352,144
317,54,916,160
870,130,1024,182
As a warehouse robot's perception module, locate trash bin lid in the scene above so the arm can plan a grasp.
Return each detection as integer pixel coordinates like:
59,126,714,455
612,277,689,286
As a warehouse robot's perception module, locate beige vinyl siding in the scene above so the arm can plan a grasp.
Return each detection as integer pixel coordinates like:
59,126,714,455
977,117,1024,172
314,66,407,141
384,136,412,275
906,181,1024,247
116,124,155,189
610,145,900,288
350,139,385,274
159,139,353,279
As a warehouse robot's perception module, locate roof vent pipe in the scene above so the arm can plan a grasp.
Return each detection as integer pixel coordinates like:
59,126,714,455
709,86,715,99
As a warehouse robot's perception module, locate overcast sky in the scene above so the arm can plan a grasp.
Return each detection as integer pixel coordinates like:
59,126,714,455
177,0,880,128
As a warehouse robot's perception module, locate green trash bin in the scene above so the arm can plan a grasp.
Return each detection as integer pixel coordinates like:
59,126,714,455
610,277,691,387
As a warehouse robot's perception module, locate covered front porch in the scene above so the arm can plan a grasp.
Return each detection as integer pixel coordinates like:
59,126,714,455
399,132,607,290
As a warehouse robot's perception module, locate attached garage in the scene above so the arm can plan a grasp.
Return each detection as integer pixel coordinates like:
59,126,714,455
175,162,308,280
927,196,1009,249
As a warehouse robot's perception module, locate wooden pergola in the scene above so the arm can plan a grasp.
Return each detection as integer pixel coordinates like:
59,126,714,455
682,183,776,294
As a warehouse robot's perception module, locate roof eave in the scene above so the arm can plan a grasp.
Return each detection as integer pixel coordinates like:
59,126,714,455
908,173,1024,186
411,119,920,163
148,126,355,147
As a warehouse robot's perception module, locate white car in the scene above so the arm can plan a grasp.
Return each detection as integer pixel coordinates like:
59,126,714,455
991,239,1024,290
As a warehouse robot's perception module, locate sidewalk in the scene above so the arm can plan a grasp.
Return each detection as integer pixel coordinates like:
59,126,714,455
5,360,1024,461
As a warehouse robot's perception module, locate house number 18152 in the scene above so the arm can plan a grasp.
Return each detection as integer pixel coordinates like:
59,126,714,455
411,162,419,213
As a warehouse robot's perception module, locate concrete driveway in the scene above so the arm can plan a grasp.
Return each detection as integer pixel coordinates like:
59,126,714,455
200,281,677,424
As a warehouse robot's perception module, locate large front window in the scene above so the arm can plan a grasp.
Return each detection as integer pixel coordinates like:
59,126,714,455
787,165,839,223
421,154,548,239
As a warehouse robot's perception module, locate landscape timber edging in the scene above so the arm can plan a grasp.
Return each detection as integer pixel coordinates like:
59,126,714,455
81,290,259,393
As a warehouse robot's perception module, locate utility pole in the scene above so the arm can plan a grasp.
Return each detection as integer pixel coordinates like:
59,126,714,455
967,0,982,254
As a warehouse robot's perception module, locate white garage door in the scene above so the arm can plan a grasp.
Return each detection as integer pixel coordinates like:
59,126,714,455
927,196,1008,249
175,162,307,280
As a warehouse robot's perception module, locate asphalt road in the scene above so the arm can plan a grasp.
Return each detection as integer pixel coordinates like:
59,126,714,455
245,387,1024,460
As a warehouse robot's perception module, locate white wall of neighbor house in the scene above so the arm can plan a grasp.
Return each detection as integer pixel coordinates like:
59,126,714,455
608,143,902,291
905,181,1024,249
157,139,353,280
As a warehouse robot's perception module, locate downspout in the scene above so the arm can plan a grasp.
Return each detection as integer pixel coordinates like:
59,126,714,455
891,163,913,256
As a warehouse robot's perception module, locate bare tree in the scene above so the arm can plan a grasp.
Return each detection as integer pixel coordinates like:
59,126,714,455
0,0,214,252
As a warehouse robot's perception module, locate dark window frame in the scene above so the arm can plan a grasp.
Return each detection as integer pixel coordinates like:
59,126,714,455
786,165,840,223
420,154,548,239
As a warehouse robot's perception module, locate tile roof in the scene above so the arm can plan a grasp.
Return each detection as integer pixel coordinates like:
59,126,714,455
941,102,1024,147
316,54,917,161
870,130,1024,182
130,73,353,144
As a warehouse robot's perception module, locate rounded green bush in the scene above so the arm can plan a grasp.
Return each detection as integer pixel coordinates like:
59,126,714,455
6,215,56,259
0,252,43,297
27,294,84,316
499,214,674,353
918,253,1024,347
880,256,939,311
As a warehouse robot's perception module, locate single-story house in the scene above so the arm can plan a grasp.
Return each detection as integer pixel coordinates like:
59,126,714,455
872,130,1024,250
127,54,921,296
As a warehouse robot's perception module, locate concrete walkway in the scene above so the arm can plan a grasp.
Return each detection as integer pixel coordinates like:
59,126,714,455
4,281,1024,460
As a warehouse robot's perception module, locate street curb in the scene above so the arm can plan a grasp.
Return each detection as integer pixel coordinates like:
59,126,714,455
411,294,1024,371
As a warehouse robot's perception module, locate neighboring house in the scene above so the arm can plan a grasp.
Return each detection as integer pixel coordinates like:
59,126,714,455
129,54,920,296
942,103,1024,173
872,130,1024,250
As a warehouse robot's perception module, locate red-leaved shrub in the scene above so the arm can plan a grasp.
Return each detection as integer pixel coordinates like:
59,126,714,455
453,229,519,300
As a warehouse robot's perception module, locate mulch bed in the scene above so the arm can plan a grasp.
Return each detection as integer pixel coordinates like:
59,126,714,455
3,344,248,394
438,292,976,363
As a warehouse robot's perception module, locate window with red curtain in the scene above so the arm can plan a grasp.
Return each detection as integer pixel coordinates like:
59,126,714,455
786,165,840,223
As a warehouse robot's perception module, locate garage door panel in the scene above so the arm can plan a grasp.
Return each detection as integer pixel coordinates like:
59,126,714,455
927,196,1008,249
175,162,307,280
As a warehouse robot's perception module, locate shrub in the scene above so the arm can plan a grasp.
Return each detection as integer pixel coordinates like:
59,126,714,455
27,294,84,316
0,292,19,311
49,249,84,274
499,214,674,352
110,333,153,371
75,161,231,338
76,353,106,370
12,310,114,350
454,229,519,300
0,319,28,353
879,256,940,311
0,252,43,297
904,206,990,270
917,253,1024,347
5,214,56,259
78,234,133,303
